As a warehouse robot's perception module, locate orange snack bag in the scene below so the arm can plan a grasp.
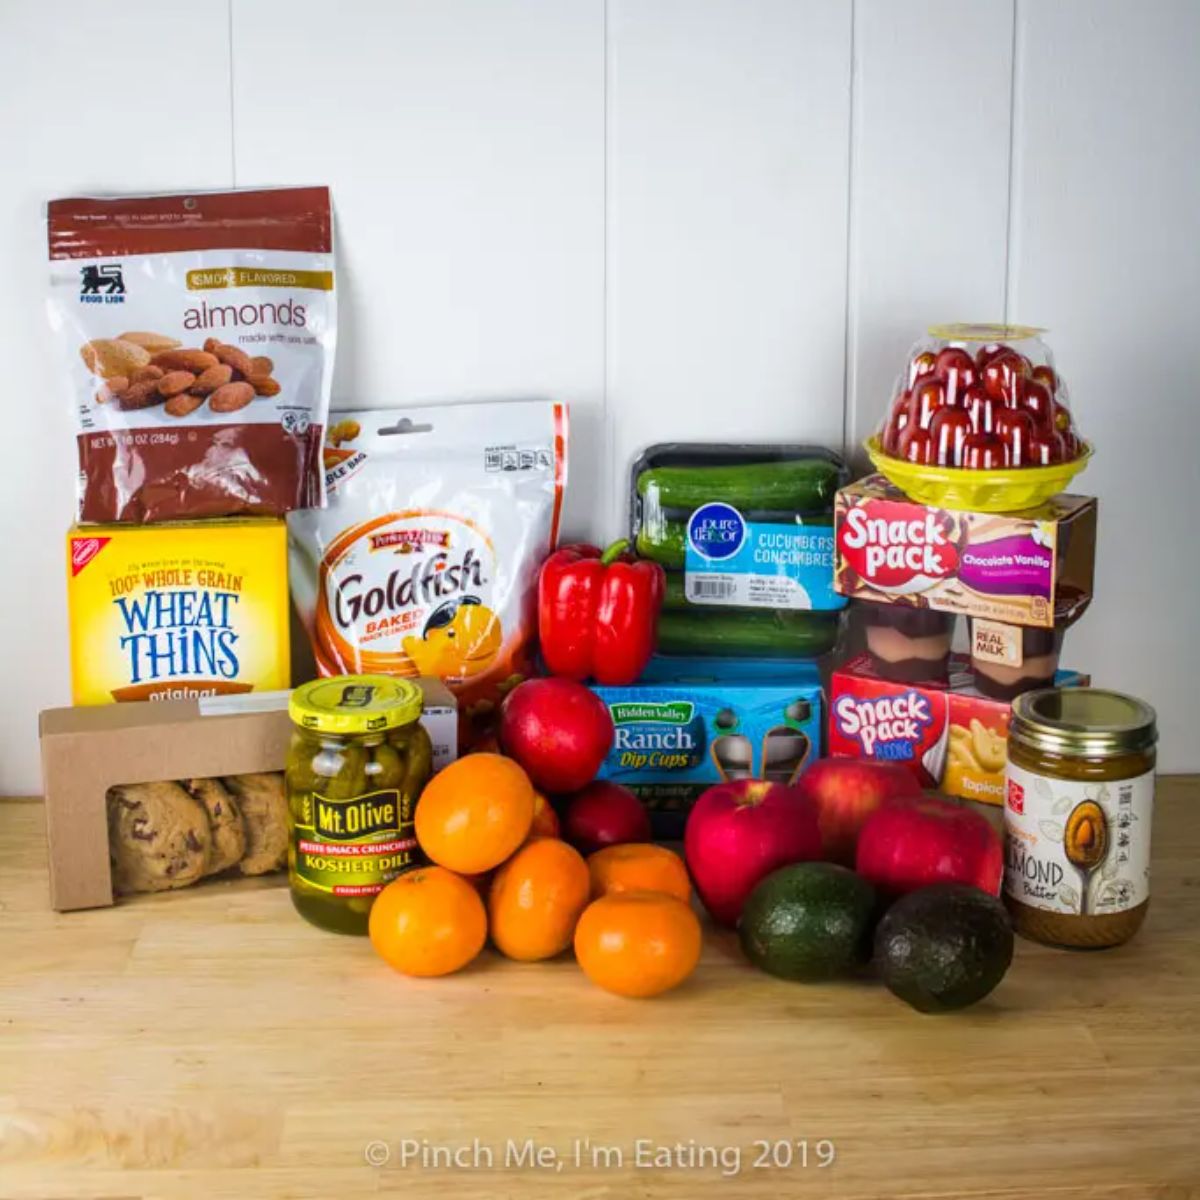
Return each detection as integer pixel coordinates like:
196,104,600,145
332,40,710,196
288,401,567,745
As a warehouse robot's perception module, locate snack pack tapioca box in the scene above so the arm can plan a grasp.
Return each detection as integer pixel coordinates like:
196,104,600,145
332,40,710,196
833,475,1096,629
66,518,290,704
828,653,1088,807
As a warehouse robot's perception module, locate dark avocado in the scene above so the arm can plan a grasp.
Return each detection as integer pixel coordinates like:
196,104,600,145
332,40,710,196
739,862,876,982
874,884,1013,1014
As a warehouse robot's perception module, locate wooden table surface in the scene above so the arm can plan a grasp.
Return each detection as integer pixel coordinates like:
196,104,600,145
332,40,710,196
1,780,1198,1200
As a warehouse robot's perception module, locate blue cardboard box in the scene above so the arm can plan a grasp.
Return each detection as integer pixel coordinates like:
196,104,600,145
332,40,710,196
592,657,824,838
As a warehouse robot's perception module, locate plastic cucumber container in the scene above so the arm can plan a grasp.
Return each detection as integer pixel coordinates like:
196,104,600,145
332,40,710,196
630,443,848,653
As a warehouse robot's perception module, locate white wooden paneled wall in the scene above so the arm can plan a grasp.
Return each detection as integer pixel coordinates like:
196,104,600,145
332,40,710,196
2,0,1197,794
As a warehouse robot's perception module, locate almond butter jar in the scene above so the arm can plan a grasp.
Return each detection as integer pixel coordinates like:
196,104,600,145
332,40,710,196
1004,688,1157,949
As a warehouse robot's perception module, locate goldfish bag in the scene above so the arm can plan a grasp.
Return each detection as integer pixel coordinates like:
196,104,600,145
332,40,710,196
288,401,568,744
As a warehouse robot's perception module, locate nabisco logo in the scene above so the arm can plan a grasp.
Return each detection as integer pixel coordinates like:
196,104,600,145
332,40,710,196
71,536,110,576
837,499,959,593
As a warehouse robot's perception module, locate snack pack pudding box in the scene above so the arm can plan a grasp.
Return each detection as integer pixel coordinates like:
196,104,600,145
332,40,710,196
591,657,824,838
829,653,1088,807
833,475,1096,628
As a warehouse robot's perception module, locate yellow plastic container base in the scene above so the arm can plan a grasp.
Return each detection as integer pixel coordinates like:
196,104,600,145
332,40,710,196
865,438,1092,513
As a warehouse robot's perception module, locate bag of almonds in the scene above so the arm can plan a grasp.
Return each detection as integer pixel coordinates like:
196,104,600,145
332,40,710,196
47,187,336,522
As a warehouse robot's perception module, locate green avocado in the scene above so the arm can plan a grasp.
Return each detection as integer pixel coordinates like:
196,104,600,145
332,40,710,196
739,863,876,982
873,884,1013,1014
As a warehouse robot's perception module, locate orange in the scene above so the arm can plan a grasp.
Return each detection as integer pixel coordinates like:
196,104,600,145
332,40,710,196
529,791,561,840
488,838,591,961
587,843,691,903
415,753,534,874
574,892,702,998
369,866,487,977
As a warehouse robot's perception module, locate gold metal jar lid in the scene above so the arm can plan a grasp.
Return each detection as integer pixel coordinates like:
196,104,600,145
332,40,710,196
1010,688,1157,759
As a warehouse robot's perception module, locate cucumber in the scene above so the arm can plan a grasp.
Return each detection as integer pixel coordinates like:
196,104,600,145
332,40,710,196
636,458,840,513
636,524,689,569
637,516,833,570
656,609,840,659
663,572,689,610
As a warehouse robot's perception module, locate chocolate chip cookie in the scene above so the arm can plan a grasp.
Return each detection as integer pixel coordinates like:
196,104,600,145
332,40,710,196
107,781,212,894
222,773,288,876
181,777,246,876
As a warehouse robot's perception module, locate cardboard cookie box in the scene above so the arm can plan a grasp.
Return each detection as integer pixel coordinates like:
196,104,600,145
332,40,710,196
39,680,456,912
829,653,1088,807
833,474,1096,628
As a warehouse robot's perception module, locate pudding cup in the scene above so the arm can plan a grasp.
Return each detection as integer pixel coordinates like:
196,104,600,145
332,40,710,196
862,602,955,684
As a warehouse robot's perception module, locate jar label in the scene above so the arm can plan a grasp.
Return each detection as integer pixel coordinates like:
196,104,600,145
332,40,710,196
291,787,419,896
1004,764,1153,916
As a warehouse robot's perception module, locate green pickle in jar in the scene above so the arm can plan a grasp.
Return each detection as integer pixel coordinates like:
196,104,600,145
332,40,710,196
286,676,433,934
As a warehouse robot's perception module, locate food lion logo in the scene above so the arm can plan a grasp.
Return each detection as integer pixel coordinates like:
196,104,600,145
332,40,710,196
837,499,960,594
79,264,125,304
832,691,935,760
369,529,451,552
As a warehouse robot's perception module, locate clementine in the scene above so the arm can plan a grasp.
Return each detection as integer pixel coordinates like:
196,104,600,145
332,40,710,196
415,753,534,874
587,843,691,903
529,790,561,840
369,866,487,977
488,837,591,961
574,891,702,998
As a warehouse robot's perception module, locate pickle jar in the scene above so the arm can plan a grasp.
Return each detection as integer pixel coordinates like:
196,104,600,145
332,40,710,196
286,675,434,935
1004,688,1157,949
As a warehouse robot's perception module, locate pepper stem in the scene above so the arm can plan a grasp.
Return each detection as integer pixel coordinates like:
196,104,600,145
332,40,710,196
600,539,630,565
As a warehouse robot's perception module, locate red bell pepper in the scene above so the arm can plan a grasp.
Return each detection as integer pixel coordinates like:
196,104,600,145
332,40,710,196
538,540,665,686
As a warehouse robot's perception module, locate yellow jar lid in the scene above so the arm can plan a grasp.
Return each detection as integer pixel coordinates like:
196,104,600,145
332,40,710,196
289,675,424,735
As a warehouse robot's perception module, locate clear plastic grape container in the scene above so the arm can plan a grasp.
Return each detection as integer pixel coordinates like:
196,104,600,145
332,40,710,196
866,323,1091,512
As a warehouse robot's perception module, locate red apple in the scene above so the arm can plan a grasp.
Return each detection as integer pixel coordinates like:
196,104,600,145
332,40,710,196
897,424,934,465
684,780,822,927
981,349,1030,403
994,404,1035,441
912,378,948,426
1019,378,1055,429
995,405,1036,466
1030,363,1057,394
934,347,976,405
561,781,650,855
1052,400,1074,436
796,758,923,866
856,795,1003,897
499,678,613,793
881,391,913,454
929,406,972,467
963,384,1000,435
908,350,938,387
960,432,1005,470
1027,430,1066,465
